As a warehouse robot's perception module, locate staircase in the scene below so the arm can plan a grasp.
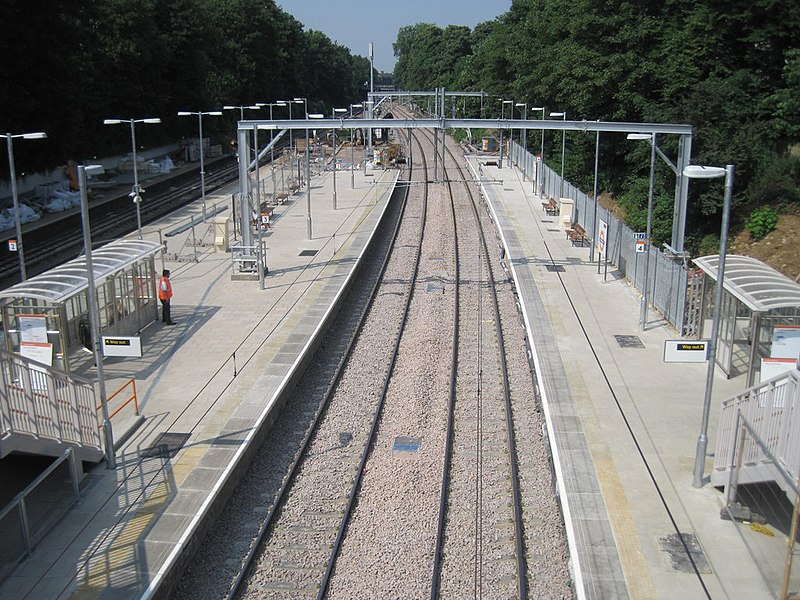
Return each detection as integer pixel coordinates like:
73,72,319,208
712,369,800,502
0,351,103,463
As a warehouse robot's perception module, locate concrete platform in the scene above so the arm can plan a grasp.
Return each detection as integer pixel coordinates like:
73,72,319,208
467,155,770,599
2,143,774,600
0,157,399,600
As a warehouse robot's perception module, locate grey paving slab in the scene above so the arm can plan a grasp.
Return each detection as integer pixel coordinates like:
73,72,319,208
467,155,771,599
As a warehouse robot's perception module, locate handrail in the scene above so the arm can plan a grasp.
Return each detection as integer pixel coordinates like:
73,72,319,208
99,378,139,421
713,369,800,495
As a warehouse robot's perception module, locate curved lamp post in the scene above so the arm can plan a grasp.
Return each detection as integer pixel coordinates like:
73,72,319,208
103,118,161,239
2,131,47,280
684,164,735,488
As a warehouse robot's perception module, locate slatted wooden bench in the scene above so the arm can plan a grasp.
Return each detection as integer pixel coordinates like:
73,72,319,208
541,197,558,216
566,223,589,246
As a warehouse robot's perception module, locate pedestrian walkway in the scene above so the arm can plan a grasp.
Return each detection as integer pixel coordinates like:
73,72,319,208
0,158,399,600
467,155,769,599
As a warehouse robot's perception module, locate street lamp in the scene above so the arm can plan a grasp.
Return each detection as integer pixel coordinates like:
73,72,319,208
331,108,347,209
628,133,657,330
223,104,260,121
350,103,362,188
2,131,47,281
500,99,514,166
305,113,325,238
103,118,161,239
363,101,374,176
550,111,567,199
256,102,286,196
78,163,115,469
530,107,545,194
177,110,223,221
515,103,527,149
684,164,735,488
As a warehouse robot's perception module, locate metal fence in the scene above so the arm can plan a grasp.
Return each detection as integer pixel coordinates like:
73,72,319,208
509,142,689,333
0,449,81,582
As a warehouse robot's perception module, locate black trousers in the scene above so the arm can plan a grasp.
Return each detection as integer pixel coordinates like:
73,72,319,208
160,299,171,323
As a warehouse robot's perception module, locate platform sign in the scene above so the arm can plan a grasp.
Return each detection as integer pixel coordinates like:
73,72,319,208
598,220,608,257
8,239,17,251
664,340,709,363
635,241,646,253
102,335,142,358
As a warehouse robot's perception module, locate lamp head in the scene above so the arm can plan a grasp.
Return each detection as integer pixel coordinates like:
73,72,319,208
627,133,652,140
549,111,565,118
177,111,192,116
103,119,123,125
142,118,161,124
22,132,47,139
683,165,726,179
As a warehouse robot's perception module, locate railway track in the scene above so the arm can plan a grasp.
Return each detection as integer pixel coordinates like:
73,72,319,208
173,113,572,599
0,157,239,289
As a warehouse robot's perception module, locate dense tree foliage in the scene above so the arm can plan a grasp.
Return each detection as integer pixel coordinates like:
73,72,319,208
393,0,800,252
0,0,372,177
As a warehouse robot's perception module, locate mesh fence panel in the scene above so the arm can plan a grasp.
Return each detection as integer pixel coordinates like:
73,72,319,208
0,503,27,581
0,451,79,584
509,141,689,333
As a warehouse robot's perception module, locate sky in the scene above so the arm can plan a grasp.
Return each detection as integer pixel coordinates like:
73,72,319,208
274,0,513,73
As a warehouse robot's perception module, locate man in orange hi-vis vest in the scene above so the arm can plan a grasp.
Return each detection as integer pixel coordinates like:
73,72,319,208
159,269,176,325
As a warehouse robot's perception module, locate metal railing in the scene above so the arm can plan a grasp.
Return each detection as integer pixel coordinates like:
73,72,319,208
509,141,690,333
0,350,100,452
712,370,800,499
720,405,800,599
0,449,81,582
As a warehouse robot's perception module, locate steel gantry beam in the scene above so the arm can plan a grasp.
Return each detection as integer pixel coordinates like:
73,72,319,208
237,116,694,262
246,117,691,136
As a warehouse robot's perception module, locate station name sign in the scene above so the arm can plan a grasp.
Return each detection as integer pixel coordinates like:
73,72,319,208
664,340,708,363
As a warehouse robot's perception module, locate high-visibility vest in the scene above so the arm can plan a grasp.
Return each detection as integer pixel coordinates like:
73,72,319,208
159,276,172,301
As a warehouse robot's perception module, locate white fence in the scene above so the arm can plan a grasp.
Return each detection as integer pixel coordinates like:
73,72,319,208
712,369,800,500
0,350,100,456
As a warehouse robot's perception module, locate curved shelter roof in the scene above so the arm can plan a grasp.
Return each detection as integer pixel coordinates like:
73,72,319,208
693,254,800,313
0,239,162,305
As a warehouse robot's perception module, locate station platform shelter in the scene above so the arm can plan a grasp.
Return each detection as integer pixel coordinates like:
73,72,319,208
0,239,163,373
693,254,800,386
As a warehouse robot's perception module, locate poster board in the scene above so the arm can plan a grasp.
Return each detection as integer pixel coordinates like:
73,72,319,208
771,326,800,359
